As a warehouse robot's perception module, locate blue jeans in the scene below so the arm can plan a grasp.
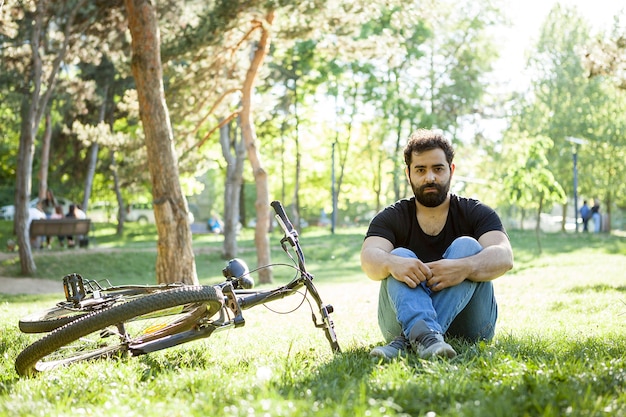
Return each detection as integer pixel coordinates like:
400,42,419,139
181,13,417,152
592,212,601,233
377,236,497,343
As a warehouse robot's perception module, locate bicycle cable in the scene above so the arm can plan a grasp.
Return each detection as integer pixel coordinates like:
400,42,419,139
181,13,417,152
245,263,310,315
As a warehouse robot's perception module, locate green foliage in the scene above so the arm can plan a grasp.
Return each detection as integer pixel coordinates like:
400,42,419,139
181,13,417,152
1,0,624,244
0,107,19,181
509,3,626,223
502,135,566,209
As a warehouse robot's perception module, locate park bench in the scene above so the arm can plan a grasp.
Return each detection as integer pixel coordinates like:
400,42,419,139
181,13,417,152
29,218,92,248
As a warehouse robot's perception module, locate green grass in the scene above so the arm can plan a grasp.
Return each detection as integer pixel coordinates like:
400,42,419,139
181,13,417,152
1,222,626,416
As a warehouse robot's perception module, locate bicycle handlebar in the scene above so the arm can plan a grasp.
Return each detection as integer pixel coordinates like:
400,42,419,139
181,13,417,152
271,200,294,232
271,200,307,272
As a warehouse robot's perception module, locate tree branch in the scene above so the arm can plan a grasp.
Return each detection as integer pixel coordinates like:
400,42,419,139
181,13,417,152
181,110,240,158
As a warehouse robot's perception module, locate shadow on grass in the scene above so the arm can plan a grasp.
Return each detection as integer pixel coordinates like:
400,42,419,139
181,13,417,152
509,229,626,261
272,333,626,415
567,284,626,293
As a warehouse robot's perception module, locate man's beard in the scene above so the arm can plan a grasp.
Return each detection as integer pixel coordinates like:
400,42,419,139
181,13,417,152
411,179,451,207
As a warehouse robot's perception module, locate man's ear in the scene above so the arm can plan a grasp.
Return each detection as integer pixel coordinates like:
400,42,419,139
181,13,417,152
450,163,456,176
405,167,410,183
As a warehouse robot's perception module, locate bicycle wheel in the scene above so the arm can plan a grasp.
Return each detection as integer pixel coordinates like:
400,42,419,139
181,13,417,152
18,285,182,333
15,286,223,377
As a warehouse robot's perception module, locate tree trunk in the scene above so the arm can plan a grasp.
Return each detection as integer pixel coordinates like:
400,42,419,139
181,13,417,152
374,135,383,213
240,11,274,284
16,0,46,275
82,84,109,211
125,0,197,285
393,68,404,203
333,82,357,224
15,0,86,274
535,196,544,254
292,79,301,231
37,111,52,202
110,149,125,236
393,116,403,202
16,91,38,274
220,119,245,259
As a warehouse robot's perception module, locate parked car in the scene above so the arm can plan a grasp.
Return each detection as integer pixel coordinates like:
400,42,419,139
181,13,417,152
0,196,73,220
88,201,117,223
124,202,195,224
125,202,155,224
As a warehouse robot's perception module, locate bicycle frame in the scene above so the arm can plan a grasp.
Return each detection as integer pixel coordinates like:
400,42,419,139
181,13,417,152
127,273,339,355
123,201,340,356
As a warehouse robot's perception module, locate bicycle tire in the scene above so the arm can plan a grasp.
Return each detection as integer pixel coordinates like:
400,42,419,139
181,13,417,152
18,286,181,333
15,286,223,377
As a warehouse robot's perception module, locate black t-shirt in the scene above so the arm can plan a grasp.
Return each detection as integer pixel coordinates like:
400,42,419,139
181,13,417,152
365,195,506,262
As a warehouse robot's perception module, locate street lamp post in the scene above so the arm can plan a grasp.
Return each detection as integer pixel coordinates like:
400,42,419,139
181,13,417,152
573,148,579,232
331,141,336,234
566,137,587,233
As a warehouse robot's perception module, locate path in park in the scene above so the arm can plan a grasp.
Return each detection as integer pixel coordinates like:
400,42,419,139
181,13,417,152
0,251,71,295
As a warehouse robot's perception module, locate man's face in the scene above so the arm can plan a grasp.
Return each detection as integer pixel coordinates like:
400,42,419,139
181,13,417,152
406,148,454,207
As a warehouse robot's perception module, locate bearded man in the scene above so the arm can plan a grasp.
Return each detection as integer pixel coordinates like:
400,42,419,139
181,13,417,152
361,129,514,360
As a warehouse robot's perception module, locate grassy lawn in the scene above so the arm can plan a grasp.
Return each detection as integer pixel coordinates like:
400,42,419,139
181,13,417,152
1,221,625,416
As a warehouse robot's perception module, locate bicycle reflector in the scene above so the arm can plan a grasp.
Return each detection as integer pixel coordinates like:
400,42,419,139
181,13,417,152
222,258,254,289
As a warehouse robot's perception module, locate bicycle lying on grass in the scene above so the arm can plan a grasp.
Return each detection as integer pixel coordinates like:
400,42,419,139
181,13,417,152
15,201,341,377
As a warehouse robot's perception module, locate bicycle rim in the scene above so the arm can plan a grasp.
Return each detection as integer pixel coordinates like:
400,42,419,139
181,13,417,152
19,305,91,334
15,286,223,377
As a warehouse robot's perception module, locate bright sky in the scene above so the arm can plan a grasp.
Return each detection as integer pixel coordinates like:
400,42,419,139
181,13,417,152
494,0,624,84
470,0,624,140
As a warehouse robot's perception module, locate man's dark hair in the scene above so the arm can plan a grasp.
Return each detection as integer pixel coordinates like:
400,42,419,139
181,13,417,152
403,129,455,167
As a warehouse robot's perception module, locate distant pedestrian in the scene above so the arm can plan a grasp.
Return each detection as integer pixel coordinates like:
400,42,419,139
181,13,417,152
28,203,46,249
62,204,86,247
45,205,65,248
580,200,591,232
28,203,46,225
50,205,63,219
591,200,601,233
41,189,58,218
208,214,223,234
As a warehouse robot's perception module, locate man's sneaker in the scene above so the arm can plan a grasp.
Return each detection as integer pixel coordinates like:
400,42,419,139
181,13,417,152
408,321,457,359
370,335,409,360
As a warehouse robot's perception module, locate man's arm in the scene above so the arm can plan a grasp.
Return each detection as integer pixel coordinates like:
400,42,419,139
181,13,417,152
360,236,432,288
472,230,514,280
425,230,513,291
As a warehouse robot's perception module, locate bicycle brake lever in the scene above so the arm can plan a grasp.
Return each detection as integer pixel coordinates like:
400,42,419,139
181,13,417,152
276,216,298,248
271,200,298,247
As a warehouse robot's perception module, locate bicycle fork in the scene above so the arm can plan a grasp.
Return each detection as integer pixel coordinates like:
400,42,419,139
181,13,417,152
304,279,341,353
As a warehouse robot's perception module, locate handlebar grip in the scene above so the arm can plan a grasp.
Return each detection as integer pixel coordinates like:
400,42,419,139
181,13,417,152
271,200,294,234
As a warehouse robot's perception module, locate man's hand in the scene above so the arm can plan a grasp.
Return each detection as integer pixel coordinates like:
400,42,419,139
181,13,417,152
423,258,468,291
424,231,514,291
361,236,433,287
387,256,433,288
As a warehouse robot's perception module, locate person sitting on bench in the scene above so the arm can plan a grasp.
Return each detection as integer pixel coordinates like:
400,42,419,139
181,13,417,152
60,204,86,247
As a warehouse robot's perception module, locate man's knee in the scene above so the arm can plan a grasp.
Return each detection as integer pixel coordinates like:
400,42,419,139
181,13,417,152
390,247,417,259
444,236,483,259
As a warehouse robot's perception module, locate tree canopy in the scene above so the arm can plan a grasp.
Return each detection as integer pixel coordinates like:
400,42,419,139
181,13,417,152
1,0,625,276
